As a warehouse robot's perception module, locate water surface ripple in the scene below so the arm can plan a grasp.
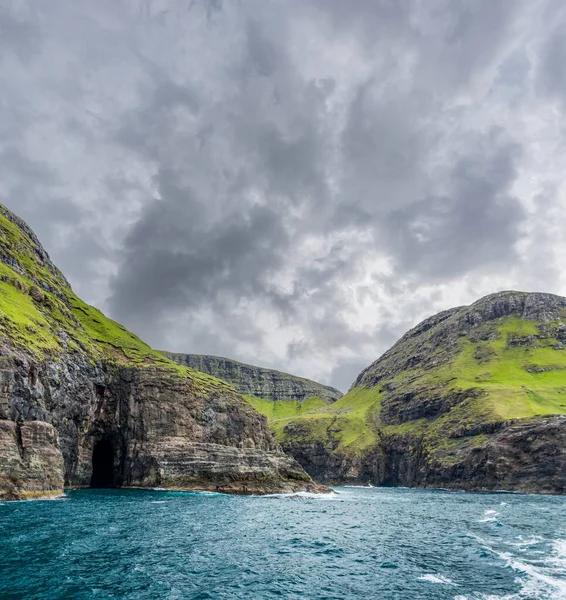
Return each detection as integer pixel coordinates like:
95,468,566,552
1,487,565,599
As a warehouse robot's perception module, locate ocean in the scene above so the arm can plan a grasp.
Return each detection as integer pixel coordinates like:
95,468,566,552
1,486,564,599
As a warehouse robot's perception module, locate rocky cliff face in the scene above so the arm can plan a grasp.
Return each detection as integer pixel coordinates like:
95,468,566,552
0,205,319,500
163,353,342,403
275,291,566,493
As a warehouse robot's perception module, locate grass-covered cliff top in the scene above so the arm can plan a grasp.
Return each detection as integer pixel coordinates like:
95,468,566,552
269,292,566,463
0,205,232,393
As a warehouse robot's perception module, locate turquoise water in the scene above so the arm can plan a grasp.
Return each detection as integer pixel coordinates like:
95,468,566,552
0,487,565,599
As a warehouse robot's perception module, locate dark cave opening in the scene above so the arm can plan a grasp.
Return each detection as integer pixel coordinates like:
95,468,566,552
90,439,116,488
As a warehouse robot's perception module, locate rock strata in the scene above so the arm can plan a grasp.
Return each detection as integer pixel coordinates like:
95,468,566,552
0,420,64,500
164,353,342,402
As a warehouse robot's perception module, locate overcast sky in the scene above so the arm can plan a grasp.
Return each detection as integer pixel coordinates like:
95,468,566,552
2,0,566,391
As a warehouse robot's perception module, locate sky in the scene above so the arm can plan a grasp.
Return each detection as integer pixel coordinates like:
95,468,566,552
1,0,566,391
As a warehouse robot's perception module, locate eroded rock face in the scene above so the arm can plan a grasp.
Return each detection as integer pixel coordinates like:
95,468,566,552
0,351,317,498
379,416,566,494
164,353,342,402
282,437,385,486
0,420,64,500
367,293,566,493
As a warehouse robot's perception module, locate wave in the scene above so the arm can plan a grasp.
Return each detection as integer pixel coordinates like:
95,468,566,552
342,485,376,488
468,535,566,600
0,492,68,504
262,490,338,500
478,509,500,523
419,574,457,585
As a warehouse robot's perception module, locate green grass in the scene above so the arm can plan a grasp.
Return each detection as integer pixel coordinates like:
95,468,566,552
370,315,566,465
0,206,239,397
252,387,381,458
436,318,566,420
0,277,61,354
3,200,566,467
68,292,165,363
264,315,566,467
0,209,67,293
244,395,331,419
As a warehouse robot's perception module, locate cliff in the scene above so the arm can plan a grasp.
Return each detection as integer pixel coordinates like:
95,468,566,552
164,353,341,402
274,291,566,493
163,353,343,445
0,204,319,500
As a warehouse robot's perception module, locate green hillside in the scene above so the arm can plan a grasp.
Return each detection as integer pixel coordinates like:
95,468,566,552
267,292,566,480
0,205,229,392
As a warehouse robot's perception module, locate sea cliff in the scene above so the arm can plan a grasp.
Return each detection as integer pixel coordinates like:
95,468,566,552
0,204,320,500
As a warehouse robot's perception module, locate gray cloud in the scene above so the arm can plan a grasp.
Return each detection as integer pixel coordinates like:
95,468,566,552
329,358,375,393
537,22,566,100
2,0,566,391
382,130,525,278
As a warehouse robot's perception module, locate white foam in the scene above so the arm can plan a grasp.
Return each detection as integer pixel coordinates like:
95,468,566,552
509,537,541,549
472,535,566,600
550,539,566,567
506,555,565,593
478,509,499,523
0,492,68,504
342,485,375,488
263,490,337,500
419,574,457,585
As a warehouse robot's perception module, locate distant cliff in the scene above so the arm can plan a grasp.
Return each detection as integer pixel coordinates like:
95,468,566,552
163,353,343,403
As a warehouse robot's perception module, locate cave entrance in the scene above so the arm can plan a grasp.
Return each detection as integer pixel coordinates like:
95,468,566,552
90,439,116,488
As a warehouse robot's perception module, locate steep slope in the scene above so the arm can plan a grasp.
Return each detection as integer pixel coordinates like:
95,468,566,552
163,352,342,421
276,291,566,493
0,204,319,500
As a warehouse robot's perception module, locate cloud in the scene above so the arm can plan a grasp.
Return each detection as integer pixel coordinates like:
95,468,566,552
2,0,566,391
381,129,525,278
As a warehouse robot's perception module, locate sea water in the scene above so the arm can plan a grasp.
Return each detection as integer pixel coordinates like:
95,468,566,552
0,487,564,599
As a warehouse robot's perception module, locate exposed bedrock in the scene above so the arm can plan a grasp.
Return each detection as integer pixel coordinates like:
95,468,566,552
164,353,342,402
0,203,323,500
378,415,566,493
0,352,318,499
0,420,64,500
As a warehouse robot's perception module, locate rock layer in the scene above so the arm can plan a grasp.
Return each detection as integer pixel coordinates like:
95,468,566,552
0,205,320,500
0,420,64,500
164,353,342,402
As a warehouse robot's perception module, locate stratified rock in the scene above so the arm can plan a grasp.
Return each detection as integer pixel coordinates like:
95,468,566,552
0,420,64,500
163,353,342,402
0,204,321,499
